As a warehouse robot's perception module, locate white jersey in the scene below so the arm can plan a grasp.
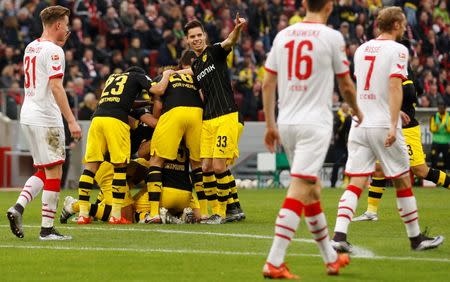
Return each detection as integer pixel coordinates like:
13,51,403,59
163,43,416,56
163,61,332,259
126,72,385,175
353,39,408,128
265,22,349,127
20,39,65,127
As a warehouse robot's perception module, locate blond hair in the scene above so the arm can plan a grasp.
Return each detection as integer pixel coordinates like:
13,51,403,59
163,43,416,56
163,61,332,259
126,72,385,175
377,6,404,33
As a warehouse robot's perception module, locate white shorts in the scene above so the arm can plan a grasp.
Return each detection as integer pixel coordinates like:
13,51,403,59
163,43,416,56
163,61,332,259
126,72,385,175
279,124,331,182
21,124,65,168
345,127,409,179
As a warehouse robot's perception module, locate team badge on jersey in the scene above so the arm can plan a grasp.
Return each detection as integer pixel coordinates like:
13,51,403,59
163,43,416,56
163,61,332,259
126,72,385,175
51,54,59,61
202,54,207,62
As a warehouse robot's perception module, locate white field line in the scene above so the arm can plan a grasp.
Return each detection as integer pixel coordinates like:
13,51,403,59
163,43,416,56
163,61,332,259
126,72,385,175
0,244,449,263
3,224,377,257
1,224,377,256
0,224,316,243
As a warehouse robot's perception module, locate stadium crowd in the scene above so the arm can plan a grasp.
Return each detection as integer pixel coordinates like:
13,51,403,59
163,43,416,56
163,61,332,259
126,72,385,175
0,0,449,121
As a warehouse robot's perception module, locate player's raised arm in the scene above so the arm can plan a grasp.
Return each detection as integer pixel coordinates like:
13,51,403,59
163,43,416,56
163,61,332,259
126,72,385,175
149,69,175,96
262,71,280,153
49,78,81,139
220,12,247,51
337,74,363,126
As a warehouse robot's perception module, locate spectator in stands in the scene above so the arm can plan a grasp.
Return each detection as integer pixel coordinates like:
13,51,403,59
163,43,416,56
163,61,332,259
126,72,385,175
17,7,33,46
443,85,450,106
94,35,111,65
110,50,127,72
330,102,352,188
80,48,97,83
404,0,419,27
3,80,21,119
66,63,83,83
78,92,98,120
67,18,85,57
148,16,166,50
339,21,351,44
157,34,179,67
433,1,449,24
0,45,19,71
126,37,149,69
172,20,185,40
103,6,125,49
120,2,141,30
354,24,368,44
426,82,444,107
238,55,257,121
429,101,450,170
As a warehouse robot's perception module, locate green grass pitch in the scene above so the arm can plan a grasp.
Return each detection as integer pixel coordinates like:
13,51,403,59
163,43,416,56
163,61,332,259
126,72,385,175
1,187,449,281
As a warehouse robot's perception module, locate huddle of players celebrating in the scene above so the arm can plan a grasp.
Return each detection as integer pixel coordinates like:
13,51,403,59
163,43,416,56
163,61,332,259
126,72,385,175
5,2,447,280
6,6,247,240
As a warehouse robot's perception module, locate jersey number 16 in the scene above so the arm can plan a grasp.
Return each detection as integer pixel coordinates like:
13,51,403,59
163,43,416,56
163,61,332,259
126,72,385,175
284,40,313,81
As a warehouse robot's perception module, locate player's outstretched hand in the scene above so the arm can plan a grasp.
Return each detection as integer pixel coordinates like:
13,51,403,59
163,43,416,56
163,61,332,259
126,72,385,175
69,120,82,140
235,12,247,29
384,127,396,147
264,127,281,153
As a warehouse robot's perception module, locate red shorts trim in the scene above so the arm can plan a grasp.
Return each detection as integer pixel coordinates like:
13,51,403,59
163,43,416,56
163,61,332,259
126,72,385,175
291,173,318,182
385,170,410,179
49,73,64,79
264,66,277,75
344,171,373,177
33,160,65,168
389,74,407,81
336,70,350,77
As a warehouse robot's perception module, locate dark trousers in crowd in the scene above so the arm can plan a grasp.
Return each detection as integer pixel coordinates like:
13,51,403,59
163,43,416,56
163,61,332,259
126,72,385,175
430,143,450,171
331,146,348,188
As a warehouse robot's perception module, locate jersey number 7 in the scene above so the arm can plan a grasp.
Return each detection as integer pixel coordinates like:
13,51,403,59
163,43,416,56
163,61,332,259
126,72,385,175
364,56,376,91
284,40,313,81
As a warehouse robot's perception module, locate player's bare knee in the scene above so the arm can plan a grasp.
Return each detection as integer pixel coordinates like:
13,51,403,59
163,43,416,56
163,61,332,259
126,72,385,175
84,162,100,174
44,164,63,179
212,159,227,174
202,159,213,172
411,165,428,179
392,175,411,190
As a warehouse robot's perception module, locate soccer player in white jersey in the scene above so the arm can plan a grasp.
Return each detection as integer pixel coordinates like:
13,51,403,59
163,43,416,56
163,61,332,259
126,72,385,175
331,6,443,253
6,6,81,240
262,0,363,279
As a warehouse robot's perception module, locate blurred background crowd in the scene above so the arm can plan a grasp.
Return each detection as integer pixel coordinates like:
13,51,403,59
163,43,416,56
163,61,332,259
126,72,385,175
0,0,449,121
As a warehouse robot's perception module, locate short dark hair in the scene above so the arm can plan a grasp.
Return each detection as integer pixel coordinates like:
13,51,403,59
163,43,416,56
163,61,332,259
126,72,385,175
377,7,405,33
178,50,196,69
40,5,70,26
184,20,204,35
126,66,145,74
306,0,331,12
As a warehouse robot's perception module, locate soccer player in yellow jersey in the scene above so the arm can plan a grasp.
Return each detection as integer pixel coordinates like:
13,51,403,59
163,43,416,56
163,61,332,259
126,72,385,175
76,67,173,224
145,50,205,223
183,14,247,224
